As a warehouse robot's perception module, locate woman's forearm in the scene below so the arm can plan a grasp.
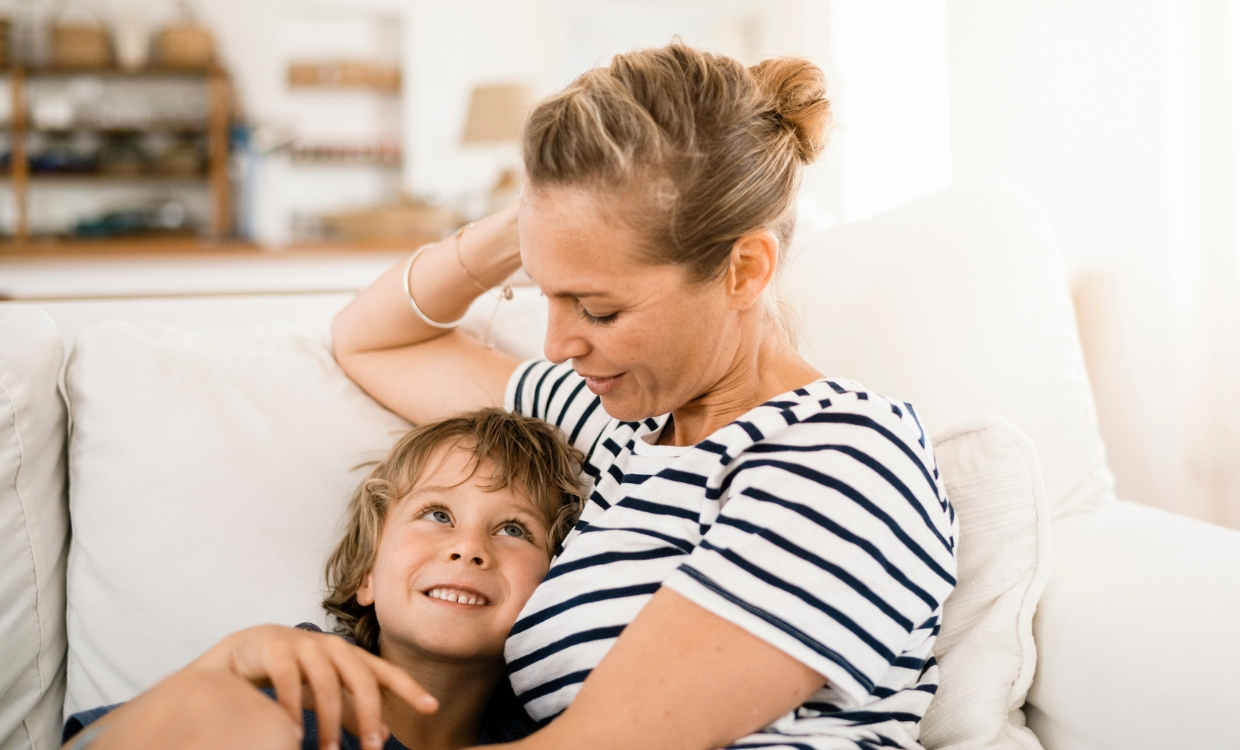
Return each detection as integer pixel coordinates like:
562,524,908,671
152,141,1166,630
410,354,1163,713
332,204,522,359
503,589,824,750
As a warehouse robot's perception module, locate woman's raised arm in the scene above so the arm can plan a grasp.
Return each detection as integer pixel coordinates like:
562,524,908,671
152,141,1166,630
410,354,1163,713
331,204,524,424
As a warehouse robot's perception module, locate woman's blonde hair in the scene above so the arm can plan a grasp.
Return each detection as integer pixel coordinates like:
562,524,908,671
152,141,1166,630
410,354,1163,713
323,408,586,653
523,42,832,286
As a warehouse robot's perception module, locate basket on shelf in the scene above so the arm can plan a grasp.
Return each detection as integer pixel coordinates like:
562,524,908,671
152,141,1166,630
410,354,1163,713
52,10,112,69
157,24,214,69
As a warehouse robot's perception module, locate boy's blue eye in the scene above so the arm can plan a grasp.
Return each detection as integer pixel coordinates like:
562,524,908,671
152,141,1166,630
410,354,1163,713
498,523,526,538
429,510,451,524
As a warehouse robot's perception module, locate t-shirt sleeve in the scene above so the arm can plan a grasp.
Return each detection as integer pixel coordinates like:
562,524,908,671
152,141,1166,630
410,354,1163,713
661,410,958,709
505,359,613,460
63,704,121,745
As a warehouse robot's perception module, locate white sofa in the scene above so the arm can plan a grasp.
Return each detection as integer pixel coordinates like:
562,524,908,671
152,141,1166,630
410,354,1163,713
2,179,1238,750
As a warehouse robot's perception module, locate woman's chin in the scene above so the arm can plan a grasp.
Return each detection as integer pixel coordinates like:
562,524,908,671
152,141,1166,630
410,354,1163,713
598,394,656,423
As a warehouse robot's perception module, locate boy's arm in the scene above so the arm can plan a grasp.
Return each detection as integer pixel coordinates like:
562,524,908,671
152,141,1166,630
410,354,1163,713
61,667,300,750
64,624,437,750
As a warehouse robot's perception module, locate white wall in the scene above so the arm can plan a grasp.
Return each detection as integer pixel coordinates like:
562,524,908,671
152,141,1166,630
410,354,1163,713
948,0,1240,526
399,0,950,229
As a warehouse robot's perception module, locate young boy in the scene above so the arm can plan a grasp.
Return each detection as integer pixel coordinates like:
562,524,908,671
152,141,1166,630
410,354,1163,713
63,408,585,750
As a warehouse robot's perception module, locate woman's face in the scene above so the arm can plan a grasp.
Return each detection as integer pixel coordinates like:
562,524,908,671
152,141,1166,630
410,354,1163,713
518,187,742,422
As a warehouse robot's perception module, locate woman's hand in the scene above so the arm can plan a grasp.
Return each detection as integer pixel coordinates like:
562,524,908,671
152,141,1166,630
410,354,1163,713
190,624,439,750
331,204,523,425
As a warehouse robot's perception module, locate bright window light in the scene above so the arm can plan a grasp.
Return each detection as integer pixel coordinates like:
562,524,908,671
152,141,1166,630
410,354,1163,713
831,0,952,222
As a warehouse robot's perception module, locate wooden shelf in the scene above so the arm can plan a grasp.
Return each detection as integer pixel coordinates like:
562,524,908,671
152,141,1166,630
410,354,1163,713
6,66,220,79
0,234,243,256
0,235,417,258
4,66,232,241
288,158,401,169
8,172,209,183
287,61,400,94
24,124,209,135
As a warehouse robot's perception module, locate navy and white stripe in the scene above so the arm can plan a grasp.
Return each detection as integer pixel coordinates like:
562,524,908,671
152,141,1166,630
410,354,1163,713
504,360,957,749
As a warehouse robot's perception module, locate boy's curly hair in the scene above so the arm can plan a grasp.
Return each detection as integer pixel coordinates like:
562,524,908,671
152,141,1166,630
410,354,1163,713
323,408,587,653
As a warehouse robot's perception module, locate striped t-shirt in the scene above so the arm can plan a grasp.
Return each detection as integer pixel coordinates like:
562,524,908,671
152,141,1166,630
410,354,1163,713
504,360,958,749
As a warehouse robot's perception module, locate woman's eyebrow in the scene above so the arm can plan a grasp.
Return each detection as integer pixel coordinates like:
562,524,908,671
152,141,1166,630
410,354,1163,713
541,283,611,300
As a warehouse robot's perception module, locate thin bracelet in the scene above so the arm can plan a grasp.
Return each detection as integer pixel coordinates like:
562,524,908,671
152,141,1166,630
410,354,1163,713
403,243,470,328
455,224,490,293
456,224,515,301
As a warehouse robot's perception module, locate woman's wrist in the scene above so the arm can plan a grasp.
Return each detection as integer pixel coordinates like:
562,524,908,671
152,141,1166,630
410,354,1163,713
458,203,522,288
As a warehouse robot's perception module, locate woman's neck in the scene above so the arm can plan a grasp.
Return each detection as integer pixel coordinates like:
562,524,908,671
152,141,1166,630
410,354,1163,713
377,637,505,750
659,324,822,447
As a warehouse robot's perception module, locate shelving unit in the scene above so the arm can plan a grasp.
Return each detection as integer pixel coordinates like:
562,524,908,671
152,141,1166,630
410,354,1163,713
3,65,233,245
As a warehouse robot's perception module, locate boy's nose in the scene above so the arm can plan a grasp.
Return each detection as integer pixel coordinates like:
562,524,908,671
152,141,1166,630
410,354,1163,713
449,550,485,566
446,532,491,566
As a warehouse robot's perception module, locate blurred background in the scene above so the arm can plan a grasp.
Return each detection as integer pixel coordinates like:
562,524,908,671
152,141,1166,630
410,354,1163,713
1,0,1239,531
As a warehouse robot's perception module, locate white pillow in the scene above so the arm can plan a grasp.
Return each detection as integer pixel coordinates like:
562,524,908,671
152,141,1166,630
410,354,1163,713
786,178,1114,519
62,323,411,713
922,416,1051,750
0,305,69,750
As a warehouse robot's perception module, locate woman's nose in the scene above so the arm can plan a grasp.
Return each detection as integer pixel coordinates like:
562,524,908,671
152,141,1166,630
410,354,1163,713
543,302,589,364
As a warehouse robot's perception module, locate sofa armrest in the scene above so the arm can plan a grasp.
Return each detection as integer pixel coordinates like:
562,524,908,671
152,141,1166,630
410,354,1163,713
1026,500,1240,750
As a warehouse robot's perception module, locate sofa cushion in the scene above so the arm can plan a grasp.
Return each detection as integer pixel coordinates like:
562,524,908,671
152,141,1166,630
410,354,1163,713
785,178,1113,519
0,305,69,750
1026,500,1240,750
923,416,1050,750
62,323,411,713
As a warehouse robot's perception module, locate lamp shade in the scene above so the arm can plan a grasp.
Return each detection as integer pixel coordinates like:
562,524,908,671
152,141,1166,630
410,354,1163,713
461,83,533,144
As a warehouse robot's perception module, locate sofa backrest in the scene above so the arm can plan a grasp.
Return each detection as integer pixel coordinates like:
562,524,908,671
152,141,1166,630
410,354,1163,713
785,178,1114,518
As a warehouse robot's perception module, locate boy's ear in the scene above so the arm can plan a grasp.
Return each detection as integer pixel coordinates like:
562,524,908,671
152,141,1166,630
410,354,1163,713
355,572,375,606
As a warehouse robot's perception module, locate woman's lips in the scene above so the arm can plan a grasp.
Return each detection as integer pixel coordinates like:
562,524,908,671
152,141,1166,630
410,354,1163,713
582,373,623,396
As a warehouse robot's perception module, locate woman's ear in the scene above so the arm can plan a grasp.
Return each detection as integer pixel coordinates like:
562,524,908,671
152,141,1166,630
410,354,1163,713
355,572,376,606
726,229,780,311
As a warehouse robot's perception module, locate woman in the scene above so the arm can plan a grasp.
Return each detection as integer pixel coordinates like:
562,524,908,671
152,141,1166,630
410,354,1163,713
74,43,956,750
328,43,956,750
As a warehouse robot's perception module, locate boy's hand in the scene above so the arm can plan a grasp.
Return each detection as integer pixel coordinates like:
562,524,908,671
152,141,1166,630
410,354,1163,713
190,624,439,750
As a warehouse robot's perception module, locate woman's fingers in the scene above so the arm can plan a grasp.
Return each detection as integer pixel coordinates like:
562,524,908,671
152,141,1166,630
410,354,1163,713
262,642,306,739
195,624,437,748
366,653,439,715
296,641,345,750
326,646,389,750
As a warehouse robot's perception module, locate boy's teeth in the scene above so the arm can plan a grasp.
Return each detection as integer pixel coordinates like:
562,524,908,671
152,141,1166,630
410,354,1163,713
427,587,489,605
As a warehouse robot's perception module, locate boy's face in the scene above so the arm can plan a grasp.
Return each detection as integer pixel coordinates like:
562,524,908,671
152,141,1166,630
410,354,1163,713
355,445,552,664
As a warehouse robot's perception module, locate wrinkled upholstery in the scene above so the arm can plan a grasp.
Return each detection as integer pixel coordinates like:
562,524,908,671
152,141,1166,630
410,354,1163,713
0,306,69,750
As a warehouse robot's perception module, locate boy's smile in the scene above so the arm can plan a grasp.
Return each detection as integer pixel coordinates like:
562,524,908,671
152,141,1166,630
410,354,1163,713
355,444,553,665
424,586,490,606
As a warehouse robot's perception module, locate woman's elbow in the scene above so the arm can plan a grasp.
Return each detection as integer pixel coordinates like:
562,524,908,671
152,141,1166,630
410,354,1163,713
330,307,363,366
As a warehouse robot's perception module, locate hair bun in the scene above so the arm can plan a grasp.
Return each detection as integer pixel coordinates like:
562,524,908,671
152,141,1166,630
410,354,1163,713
750,57,832,164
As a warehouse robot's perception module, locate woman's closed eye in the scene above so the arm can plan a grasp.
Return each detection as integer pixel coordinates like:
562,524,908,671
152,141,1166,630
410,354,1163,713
581,308,619,326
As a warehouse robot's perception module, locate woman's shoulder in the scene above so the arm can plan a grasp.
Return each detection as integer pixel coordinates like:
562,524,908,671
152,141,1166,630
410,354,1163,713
729,376,932,459
720,377,950,526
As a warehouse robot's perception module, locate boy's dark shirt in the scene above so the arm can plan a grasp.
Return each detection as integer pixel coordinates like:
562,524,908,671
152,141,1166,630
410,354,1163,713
62,623,538,748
